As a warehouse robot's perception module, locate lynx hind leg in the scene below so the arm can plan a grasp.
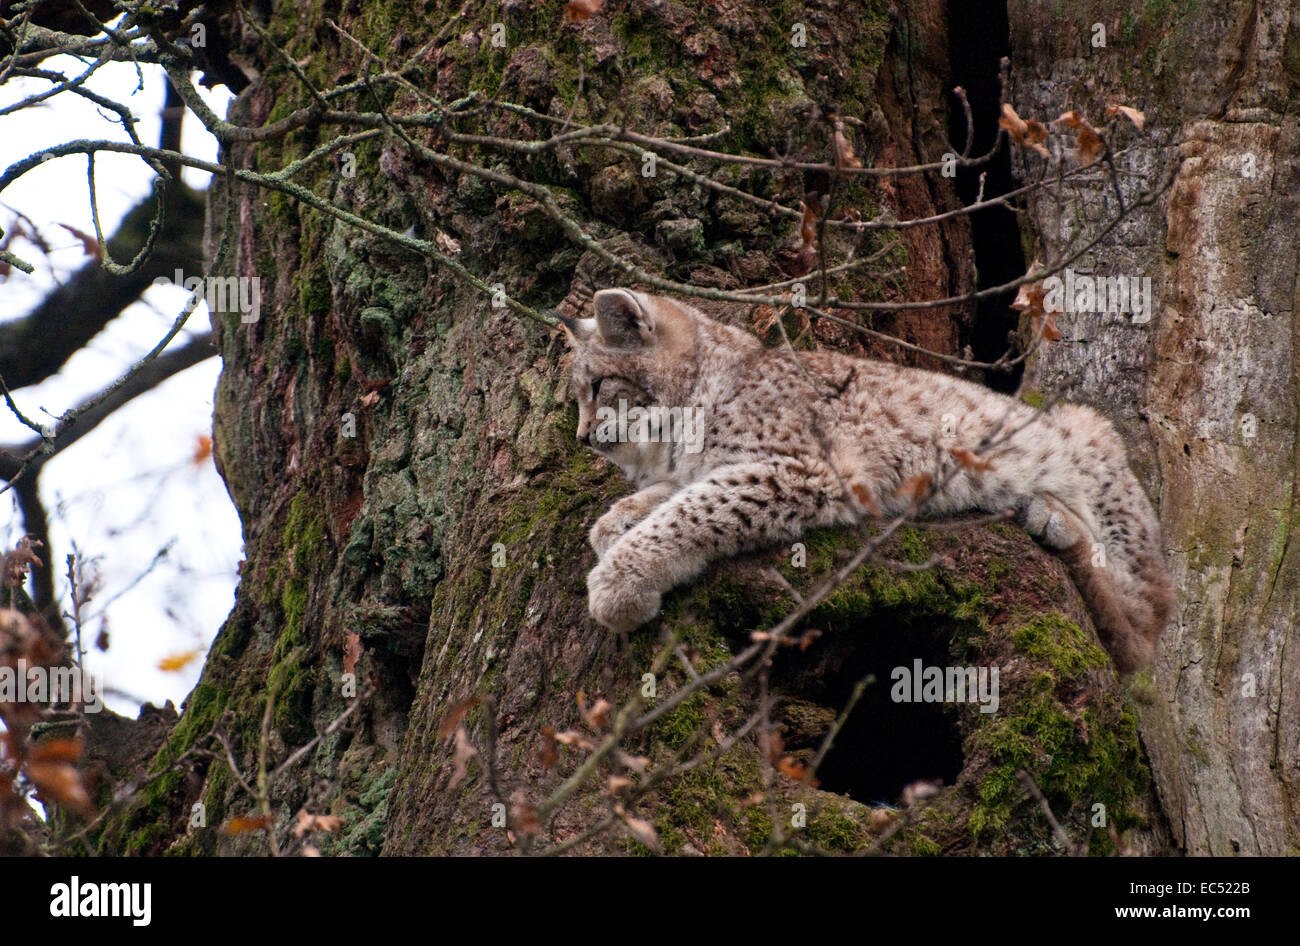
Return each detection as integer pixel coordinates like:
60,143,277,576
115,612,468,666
1024,494,1151,673
590,481,678,559
1016,493,1086,551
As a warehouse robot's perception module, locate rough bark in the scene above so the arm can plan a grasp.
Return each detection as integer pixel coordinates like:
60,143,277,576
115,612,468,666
1009,0,1300,855
87,0,1195,856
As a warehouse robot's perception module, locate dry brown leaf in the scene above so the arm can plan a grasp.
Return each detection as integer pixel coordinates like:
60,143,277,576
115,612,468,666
614,804,660,852
584,698,612,730
764,730,784,765
511,796,540,836
26,761,94,817
1036,308,1063,342
220,813,272,835
777,756,820,787
831,117,862,169
12,214,50,257
359,390,381,408
749,629,818,649
1009,268,1063,342
1056,110,1106,166
29,738,83,763
313,814,342,833
1105,103,1145,130
868,807,900,832
0,607,31,641
850,481,881,516
342,631,362,677
795,198,819,273
57,223,101,259
434,230,461,255
1009,280,1045,316
799,199,818,245
607,775,633,795
616,751,649,773
447,726,477,790
539,726,559,770
437,695,480,741
1074,126,1105,166
577,690,611,731
157,648,201,673
998,102,1028,137
950,446,994,473
4,536,43,588
292,809,314,837
192,434,213,466
293,809,344,837
1024,118,1050,153
895,473,932,506
553,730,595,751
998,103,1050,158
563,0,602,21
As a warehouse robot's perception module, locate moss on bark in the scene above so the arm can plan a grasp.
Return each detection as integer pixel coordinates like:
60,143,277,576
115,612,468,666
89,0,1165,856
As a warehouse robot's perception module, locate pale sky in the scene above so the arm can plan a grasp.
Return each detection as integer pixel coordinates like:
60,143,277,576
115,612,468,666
1,57,242,715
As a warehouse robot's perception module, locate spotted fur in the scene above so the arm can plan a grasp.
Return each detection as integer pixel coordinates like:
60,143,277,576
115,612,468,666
561,288,1173,672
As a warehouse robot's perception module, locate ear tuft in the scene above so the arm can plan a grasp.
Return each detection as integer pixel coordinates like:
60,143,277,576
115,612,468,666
594,289,653,349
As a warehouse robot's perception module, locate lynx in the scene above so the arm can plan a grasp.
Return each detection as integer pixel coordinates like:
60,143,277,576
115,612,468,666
560,288,1173,672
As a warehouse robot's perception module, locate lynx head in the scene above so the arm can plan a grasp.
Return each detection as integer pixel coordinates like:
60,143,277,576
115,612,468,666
559,289,700,453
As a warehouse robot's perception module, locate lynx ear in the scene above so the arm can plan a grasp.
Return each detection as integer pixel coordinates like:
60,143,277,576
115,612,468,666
594,288,654,349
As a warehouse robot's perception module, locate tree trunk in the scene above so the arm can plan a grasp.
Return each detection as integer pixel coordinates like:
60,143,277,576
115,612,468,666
1009,0,1300,855
89,0,1292,856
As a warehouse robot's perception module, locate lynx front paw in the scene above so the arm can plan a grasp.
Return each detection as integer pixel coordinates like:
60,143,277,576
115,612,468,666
590,508,638,559
590,484,678,559
587,560,662,633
